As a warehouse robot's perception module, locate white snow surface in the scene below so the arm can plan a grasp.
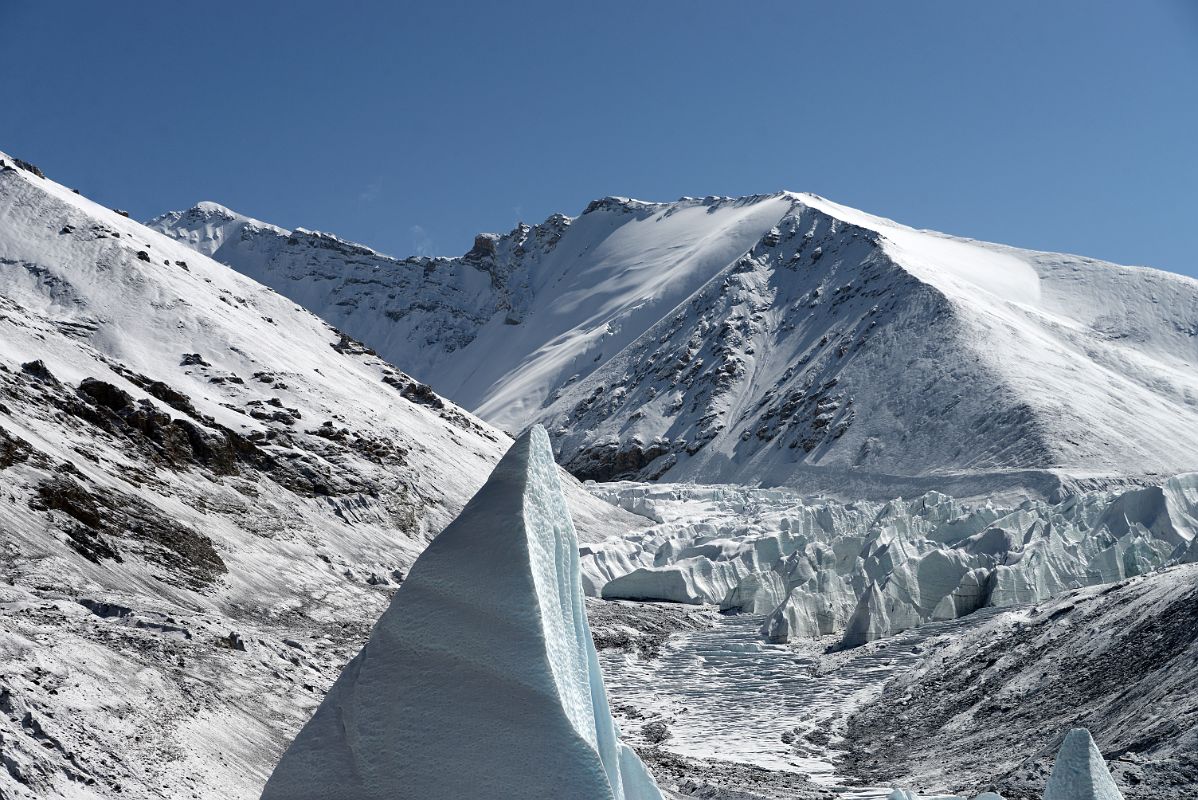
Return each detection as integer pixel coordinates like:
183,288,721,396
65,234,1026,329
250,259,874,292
0,151,642,799
261,426,662,800
1044,729,1124,800
151,195,791,433
152,192,1198,496
3,151,1190,799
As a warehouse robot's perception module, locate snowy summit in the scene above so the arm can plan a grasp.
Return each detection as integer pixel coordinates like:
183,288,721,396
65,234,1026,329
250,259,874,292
153,192,1198,500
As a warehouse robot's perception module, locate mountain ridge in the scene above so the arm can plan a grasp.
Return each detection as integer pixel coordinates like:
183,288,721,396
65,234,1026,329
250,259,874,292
151,191,1198,499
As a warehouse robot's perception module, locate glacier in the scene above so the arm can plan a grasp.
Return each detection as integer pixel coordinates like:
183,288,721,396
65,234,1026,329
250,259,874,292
583,476,1198,646
1,150,1185,799
261,425,662,800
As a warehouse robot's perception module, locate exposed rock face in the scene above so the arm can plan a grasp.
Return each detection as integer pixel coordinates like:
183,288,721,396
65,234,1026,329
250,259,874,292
569,436,674,482
11,156,45,178
30,472,227,587
149,201,570,386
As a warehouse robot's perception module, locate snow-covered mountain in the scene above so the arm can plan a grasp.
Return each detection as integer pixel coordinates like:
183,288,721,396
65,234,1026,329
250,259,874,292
0,153,640,799
151,194,1198,498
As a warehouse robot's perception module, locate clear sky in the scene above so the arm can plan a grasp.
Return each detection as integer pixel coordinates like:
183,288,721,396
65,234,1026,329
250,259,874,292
3,1,1196,277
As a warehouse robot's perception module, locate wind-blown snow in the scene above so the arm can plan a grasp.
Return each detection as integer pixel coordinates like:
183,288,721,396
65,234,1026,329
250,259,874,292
798,194,1042,306
262,426,661,800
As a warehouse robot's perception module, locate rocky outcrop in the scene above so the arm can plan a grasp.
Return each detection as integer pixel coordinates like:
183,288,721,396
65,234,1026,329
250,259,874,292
31,472,227,588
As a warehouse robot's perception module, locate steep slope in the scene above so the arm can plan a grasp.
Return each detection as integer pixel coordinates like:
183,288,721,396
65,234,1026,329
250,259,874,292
544,197,1198,496
0,153,640,799
263,426,662,800
149,195,793,433
842,564,1198,799
153,194,1198,498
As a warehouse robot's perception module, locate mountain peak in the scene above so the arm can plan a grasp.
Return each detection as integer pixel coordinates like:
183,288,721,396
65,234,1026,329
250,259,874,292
153,188,1198,497
190,199,243,218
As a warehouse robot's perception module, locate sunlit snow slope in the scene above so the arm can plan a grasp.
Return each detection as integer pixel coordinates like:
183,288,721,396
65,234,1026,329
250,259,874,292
153,193,1198,498
0,153,640,800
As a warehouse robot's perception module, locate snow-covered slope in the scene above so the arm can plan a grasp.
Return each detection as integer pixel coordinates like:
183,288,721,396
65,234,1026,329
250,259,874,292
149,195,792,435
0,153,641,799
152,193,1198,497
263,426,662,800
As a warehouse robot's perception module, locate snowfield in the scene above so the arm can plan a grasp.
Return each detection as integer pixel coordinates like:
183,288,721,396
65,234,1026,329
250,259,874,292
154,192,1198,498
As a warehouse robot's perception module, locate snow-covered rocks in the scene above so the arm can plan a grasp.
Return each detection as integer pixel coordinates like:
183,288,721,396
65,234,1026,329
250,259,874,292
1044,729,1124,800
261,426,662,800
155,192,1198,498
578,478,1198,646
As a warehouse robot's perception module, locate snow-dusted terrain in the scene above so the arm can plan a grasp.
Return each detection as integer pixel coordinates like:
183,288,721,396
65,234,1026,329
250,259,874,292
843,564,1198,798
152,193,1198,498
0,153,641,799
5,147,1196,800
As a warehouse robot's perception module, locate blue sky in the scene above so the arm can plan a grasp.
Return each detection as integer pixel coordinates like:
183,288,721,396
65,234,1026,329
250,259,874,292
3,1,1196,276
